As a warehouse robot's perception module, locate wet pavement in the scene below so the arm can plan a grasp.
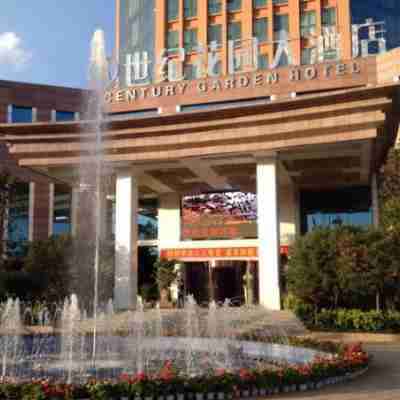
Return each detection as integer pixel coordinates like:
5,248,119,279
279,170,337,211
278,344,400,399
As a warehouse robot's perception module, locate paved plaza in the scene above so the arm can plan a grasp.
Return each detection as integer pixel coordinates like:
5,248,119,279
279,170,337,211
278,344,400,400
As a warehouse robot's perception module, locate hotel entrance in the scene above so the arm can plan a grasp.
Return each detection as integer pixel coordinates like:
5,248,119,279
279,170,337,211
183,261,258,306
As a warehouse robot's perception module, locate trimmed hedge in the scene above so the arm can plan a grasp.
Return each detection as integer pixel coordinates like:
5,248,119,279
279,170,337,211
302,308,400,333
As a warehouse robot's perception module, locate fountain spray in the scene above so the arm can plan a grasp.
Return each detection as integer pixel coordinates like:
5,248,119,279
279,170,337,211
88,29,109,368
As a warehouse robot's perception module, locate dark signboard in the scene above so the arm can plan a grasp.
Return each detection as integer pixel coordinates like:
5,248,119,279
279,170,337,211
181,192,257,240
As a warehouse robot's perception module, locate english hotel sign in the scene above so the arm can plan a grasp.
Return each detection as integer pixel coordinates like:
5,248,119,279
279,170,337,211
105,18,386,105
105,60,362,104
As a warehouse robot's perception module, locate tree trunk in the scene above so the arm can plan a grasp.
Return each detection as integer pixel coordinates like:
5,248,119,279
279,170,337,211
376,291,381,312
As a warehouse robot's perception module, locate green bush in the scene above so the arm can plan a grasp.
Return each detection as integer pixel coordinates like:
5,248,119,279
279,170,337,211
283,293,314,324
312,309,395,332
287,225,400,312
0,270,35,301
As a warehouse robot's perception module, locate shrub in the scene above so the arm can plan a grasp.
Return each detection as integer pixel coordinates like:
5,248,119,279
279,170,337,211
283,293,314,324
312,309,396,332
287,226,363,310
24,235,71,303
287,225,400,312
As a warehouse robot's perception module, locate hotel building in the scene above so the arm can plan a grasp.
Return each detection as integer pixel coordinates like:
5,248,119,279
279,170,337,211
1,0,400,309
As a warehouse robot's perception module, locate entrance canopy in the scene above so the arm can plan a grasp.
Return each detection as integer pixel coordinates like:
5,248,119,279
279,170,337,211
0,83,398,194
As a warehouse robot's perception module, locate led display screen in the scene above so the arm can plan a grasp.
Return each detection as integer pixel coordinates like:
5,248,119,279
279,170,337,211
181,192,257,240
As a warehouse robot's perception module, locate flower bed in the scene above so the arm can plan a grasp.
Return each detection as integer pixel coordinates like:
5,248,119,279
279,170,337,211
0,340,369,400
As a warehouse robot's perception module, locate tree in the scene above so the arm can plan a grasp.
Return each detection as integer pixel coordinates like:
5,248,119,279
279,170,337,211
380,148,400,233
287,227,342,310
24,235,71,303
0,169,20,260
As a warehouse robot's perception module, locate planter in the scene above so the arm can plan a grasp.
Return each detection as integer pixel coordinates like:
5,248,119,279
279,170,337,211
195,393,204,400
251,388,258,397
158,396,165,400
258,388,266,397
299,384,308,392
167,395,175,400
145,397,155,400
217,393,225,400
241,390,250,397
207,393,215,400
177,394,185,400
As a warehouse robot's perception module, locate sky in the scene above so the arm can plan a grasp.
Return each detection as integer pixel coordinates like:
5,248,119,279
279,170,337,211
0,1,115,89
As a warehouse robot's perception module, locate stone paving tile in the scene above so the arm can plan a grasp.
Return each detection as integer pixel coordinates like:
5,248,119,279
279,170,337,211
276,344,400,399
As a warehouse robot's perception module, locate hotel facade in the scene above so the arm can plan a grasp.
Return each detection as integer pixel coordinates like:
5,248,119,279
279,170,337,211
1,0,400,310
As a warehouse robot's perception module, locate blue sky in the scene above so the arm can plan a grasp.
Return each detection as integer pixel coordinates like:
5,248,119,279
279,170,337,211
0,1,114,89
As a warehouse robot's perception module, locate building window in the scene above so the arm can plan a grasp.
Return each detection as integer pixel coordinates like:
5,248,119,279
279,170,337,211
56,111,75,122
167,30,179,51
184,63,199,80
300,10,316,37
184,0,197,18
167,0,179,21
300,187,372,234
53,184,71,236
258,53,269,69
322,7,336,27
274,14,289,41
228,21,242,42
184,28,198,52
253,0,267,8
138,199,158,241
227,0,242,12
208,0,222,14
11,106,32,123
274,43,288,66
208,24,222,45
208,60,222,76
254,18,268,42
301,47,314,65
8,182,29,257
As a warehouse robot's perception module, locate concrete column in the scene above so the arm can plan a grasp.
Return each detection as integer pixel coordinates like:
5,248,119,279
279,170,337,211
28,182,35,241
257,156,281,310
372,173,380,227
48,183,55,237
158,193,181,249
29,182,52,241
70,187,79,237
114,170,138,310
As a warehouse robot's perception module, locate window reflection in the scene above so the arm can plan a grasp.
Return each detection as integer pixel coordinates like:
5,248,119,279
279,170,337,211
11,106,32,123
53,184,71,235
300,187,373,234
109,197,158,241
8,183,29,256
351,0,400,51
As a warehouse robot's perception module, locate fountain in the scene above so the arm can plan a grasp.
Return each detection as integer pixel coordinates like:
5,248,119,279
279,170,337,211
0,30,368,395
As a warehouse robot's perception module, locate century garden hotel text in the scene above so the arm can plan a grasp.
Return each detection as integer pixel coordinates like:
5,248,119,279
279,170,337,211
1,0,400,309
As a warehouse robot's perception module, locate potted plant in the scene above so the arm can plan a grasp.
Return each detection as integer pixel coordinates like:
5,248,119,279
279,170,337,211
154,259,178,308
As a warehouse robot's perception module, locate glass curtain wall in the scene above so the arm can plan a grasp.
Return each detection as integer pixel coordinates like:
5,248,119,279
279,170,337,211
53,184,71,235
300,186,373,234
119,0,155,86
8,183,29,256
350,0,400,51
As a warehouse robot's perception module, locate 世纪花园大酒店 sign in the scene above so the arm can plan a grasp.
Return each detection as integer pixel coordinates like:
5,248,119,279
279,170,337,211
105,19,386,105
105,60,363,104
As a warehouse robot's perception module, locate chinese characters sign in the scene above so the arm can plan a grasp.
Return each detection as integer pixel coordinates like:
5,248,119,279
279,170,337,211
181,192,257,240
121,18,385,87
160,245,290,260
